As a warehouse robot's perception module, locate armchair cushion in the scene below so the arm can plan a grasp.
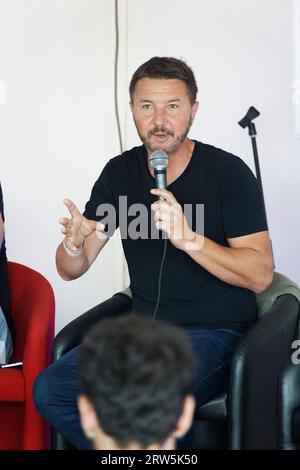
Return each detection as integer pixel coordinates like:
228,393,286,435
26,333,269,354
256,272,300,319
119,287,132,299
119,272,300,322
0,368,24,401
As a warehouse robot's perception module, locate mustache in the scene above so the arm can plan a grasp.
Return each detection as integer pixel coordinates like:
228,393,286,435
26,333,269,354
149,126,174,136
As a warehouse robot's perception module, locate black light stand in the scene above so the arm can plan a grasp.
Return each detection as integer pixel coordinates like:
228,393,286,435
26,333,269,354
238,106,274,263
238,106,268,225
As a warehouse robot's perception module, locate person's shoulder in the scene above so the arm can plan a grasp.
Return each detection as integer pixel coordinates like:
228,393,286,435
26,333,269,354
198,141,251,174
92,145,145,184
199,141,242,163
107,145,145,169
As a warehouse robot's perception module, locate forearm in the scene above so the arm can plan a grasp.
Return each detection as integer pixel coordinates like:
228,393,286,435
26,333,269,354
185,233,273,293
56,242,90,281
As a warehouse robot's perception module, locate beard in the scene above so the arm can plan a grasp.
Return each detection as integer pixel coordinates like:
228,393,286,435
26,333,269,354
134,116,193,154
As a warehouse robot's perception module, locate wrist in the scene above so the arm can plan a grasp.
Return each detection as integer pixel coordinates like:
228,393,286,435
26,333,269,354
182,232,204,253
62,238,85,257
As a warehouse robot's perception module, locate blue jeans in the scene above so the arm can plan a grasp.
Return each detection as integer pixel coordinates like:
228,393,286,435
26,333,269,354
33,326,244,450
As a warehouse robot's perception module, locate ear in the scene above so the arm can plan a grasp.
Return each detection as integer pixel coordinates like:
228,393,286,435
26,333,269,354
191,101,199,123
171,395,196,439
77,394,100,441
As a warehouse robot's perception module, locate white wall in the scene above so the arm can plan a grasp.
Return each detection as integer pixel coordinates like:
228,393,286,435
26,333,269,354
126,0,300,283
0,0,125,332
1,0,299,333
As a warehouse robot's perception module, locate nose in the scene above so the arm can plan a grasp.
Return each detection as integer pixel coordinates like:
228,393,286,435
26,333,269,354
152,107,167,127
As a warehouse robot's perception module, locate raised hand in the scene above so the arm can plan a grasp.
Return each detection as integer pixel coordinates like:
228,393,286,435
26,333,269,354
59,198,105,251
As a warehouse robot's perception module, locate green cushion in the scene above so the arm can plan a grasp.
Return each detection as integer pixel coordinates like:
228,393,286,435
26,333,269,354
117,272,300,319
255,272,300,318
117,287,132,299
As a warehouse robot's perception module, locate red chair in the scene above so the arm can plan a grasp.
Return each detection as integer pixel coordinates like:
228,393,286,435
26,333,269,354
0,262,55,449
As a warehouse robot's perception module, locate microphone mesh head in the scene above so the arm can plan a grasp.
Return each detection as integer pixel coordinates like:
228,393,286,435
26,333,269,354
149,150,169,170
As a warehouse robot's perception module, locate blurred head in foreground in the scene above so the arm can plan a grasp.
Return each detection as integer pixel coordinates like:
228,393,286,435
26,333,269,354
78,314,197,450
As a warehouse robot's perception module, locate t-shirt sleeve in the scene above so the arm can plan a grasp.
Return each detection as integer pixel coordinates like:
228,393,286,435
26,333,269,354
83,162,119,235
222,157,268,238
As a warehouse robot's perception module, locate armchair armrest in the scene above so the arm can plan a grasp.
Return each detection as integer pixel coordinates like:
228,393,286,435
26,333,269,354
278,360,300,449
229,294,300,449
51,292,132,362
50,291,132,450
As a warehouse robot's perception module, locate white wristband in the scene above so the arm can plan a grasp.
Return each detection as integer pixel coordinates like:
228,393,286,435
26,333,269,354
63,238,84,257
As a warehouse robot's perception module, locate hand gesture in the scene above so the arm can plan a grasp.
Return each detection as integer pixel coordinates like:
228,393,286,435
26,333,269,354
59,199,105,251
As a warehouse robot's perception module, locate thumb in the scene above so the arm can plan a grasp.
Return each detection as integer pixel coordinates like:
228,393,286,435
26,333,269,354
95,220,108,240
88,219,105,232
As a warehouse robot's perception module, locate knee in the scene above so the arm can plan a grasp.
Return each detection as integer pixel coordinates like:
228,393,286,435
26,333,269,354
33,365,57,416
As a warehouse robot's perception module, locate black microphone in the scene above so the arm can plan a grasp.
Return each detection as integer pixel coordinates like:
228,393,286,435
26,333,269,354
149,150,169,200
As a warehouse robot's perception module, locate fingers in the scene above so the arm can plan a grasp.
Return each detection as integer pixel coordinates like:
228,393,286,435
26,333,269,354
60,226,71,236
150,189,179,221
58,217,71,237
59,217,71,227
84,219,107,239
82,218,106,235
63,198,81,218
60,199,107,246
150,192,184,239
95,221,108,240
153,209,168,222
60,199,82,235
151,201,170,213
150,188,177,204
87,220,105,232
151,200,179,223
95,221,106,232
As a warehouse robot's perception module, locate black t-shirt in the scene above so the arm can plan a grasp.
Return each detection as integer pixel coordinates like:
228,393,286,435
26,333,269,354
83,141,268,330
0,183,13,335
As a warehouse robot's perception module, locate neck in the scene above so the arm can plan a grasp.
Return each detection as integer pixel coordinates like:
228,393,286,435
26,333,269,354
147,138,195,186
148,137,194,159
93,433,176,451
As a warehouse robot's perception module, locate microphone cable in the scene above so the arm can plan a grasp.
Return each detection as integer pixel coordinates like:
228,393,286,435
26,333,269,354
152,236,168,321
114,0,167,318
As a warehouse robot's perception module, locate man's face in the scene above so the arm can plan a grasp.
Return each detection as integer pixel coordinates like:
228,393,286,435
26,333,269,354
130,78,199,154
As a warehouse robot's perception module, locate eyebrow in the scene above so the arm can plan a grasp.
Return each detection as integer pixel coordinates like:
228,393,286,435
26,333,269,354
139,98,181,103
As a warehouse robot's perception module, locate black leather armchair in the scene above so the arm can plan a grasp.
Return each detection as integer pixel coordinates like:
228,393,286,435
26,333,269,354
51,287,300,450
278,360,300,449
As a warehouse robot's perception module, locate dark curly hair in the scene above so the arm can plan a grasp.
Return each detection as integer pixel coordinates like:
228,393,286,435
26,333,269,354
78,314,197,448
129,56,198,105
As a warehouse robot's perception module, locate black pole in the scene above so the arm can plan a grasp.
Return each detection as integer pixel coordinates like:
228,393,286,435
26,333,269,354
248,122,268,225
238,107,274,264
238,107,268,226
